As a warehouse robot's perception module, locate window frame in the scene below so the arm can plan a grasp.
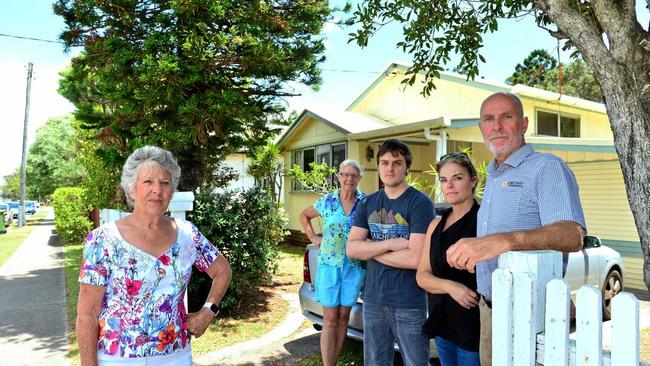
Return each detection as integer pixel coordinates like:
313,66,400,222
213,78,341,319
291,142,348,191
535,108,581,138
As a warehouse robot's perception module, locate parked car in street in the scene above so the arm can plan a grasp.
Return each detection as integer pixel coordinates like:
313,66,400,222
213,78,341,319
25,201,36,215
298,235,623,358
7,201,19,219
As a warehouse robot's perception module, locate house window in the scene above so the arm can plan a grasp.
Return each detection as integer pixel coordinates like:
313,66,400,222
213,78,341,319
292,143,347,190
537,110,580,137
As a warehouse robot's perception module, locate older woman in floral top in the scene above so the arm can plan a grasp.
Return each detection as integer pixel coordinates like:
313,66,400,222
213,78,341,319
299,159,366,366
76,146,232,366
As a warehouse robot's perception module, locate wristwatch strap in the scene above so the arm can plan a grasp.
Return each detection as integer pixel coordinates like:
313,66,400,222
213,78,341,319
203,302,220,318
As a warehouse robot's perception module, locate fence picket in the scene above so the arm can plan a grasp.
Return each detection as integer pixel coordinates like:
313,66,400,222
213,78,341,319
612,293,640,365
543,279,570,366
576,286,603,366
513,272,536,366
493,269,514,366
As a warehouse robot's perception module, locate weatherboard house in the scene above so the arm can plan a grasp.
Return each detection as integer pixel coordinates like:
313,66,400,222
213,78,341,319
276,61,644,291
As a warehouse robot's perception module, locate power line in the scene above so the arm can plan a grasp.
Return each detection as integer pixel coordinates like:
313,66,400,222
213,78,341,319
321,68,380,74
0,32,65,45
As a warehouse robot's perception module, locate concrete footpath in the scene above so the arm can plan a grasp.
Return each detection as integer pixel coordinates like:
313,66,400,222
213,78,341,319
0,207,70,366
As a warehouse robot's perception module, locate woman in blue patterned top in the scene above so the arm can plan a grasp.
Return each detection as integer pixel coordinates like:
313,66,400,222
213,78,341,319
299,159,366,366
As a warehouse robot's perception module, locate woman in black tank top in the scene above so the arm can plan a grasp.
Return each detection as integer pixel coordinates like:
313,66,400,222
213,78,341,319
416,152,481,366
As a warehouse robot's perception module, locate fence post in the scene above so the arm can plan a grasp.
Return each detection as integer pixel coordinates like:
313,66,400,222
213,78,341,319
493,269,514,366
611,293,639,365
498,250,563,333
168,191,195,219
543,279,570,366
576,286,603,366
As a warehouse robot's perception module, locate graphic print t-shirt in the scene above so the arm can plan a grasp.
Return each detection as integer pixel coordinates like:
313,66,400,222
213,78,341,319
353,186,435,308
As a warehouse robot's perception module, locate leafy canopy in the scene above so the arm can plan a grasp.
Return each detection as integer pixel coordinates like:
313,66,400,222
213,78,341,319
54,0,331,191
507,49,603,102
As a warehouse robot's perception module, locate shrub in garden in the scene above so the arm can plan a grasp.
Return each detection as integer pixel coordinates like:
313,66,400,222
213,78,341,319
187,185,288,315
52,187,93,245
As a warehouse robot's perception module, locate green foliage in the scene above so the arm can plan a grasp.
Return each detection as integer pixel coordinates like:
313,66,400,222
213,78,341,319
54,0,332,191
0,172,21,200
507,51,602,102
287,162,337,194
52,187,94,245
26,115,86,200
541,59,603,103
349,0,534,95
409,147,488,202
187,185,288,314
506,49,557,86
247,142,284,205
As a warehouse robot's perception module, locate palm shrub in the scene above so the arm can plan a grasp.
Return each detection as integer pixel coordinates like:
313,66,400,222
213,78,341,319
52,187,93,245
187,184,288,315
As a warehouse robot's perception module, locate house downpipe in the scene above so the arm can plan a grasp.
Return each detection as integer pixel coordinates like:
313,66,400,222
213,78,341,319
424,127,447,162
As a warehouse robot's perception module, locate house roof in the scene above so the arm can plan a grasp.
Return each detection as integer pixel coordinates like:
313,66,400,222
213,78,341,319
346,61,607,114
276,108,390,148
277,60,611,149
346,61,511,111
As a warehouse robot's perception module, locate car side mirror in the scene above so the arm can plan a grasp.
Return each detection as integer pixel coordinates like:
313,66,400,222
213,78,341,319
583,235,601,248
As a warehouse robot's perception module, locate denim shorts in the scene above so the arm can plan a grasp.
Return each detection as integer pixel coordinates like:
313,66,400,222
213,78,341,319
315,260,365,307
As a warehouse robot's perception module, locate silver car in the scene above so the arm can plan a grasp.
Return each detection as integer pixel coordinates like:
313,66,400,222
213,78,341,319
298,235,623,357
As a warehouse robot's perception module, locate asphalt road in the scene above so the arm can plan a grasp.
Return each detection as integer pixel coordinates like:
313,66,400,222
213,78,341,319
0,208,69,366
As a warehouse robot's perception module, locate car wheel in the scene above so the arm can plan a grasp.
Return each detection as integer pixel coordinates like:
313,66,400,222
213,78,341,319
602,269,622,320
313,323,322,331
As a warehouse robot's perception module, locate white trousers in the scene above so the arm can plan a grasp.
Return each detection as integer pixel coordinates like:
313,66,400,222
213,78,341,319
97,345,192,366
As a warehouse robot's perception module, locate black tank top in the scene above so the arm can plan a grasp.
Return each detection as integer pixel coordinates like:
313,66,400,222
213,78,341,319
422,201,480,351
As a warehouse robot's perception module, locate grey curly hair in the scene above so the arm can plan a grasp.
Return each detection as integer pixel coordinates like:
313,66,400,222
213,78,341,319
120,146,181,207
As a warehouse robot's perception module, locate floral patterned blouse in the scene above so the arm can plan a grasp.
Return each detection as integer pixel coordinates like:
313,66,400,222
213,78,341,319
79,218,220,358
313,189,365,268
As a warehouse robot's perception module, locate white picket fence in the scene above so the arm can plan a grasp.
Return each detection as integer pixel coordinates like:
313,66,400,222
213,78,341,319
494,251,646,366
98,191,195,225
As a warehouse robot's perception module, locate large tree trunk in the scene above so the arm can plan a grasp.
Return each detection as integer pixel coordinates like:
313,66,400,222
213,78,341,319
538,0,650,290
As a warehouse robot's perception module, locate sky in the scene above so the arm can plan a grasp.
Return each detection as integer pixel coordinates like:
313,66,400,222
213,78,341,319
1,1,648,185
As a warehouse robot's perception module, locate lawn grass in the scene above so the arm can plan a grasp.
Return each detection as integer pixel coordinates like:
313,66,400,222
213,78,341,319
0,208,50,267
641,327,650,363
63,240,305,364
297,338,364,366
192,244,304,354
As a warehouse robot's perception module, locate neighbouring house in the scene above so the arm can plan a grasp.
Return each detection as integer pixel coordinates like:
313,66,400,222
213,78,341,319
217,150,256,192
277,61,645,291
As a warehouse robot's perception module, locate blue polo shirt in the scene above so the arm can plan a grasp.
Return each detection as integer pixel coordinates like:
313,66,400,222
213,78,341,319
476,144,586,300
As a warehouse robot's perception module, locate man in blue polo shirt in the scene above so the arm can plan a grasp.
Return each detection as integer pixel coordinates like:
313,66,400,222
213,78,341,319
347,139,435,366
446,92,586,366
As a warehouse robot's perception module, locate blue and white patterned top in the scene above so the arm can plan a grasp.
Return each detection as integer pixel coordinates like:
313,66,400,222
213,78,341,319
475,144,586,300
313,189,365,268
79,218,220,358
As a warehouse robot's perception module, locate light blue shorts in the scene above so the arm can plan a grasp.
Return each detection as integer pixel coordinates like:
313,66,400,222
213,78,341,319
315,259,365,307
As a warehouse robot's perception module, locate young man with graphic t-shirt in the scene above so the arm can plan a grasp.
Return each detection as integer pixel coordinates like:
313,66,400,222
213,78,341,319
347,139,435,366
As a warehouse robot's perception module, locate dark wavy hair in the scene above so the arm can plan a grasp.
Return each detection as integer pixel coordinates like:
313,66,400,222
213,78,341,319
376,139,413,170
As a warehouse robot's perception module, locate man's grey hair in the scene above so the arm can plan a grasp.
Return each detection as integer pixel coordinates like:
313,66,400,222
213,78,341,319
120,146,181,207
339,159,363,175
481,92,525,119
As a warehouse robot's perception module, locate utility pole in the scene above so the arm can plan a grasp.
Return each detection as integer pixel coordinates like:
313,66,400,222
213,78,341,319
18,62,33,227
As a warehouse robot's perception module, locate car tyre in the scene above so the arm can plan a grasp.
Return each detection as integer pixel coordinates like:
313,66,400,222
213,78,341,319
602,269,622,320
313,324,322,331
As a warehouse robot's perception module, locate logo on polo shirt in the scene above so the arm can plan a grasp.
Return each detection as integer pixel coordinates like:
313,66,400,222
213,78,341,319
501,180,524,188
